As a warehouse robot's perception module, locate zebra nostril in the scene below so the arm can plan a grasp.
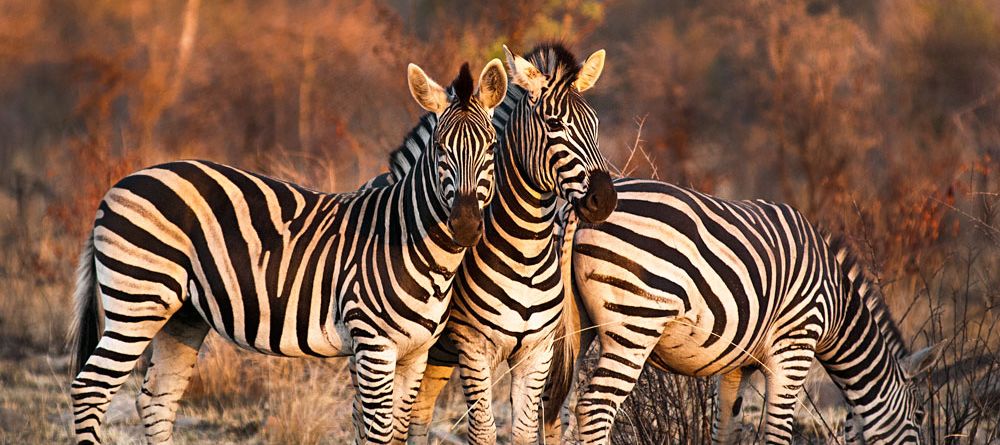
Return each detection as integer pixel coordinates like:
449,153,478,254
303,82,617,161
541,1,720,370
448,194,483,247
575,170,617,224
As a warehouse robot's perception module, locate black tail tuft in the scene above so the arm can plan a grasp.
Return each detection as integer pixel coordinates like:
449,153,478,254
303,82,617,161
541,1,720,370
70,233,101,376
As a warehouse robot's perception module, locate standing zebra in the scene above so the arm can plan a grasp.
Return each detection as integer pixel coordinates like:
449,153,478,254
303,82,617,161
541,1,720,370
362,43,617,444
543,178,940,444
68,60,507,445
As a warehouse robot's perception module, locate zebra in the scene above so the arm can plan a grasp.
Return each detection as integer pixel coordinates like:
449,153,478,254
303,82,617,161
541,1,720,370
68,60,507,445
360,43,617,444
542,178,941,444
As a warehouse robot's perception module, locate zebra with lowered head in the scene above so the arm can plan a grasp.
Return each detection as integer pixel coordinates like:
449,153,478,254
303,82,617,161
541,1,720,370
544,178,940,444
68,60,507,445
369,43,617,444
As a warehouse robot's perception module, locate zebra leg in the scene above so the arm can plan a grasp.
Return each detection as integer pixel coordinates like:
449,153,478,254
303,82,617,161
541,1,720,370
136,305,209,444
71,278,183,444
390,351,430,444
457,347,497,445
712,367,750,444
574,332,659,445
843,410,864,444
407,363,453,444
508,338,555,445
351,345,399,445
761,342,818,444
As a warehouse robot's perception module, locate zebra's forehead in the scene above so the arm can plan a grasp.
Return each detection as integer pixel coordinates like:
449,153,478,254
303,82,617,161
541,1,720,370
435,105,494,144
541,87,597,119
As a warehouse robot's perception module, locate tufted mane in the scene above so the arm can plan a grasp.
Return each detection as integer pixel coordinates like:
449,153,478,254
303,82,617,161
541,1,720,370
524,42,581,81
450,62,474,108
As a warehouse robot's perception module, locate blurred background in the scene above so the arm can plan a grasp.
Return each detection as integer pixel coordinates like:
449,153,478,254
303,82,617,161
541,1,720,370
0,0,998,443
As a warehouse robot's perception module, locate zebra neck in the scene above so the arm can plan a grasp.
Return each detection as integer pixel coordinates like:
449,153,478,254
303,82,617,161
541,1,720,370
398,146,467,269
480,136,558,258
820,296,913,437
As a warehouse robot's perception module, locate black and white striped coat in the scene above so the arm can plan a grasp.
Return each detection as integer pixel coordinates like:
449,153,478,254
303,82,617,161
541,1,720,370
544,178,939,445
68,61,507,445
361,43,618,445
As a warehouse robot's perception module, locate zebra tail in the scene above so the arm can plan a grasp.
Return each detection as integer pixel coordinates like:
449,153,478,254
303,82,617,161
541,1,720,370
69,232,101,376
543,208,582,425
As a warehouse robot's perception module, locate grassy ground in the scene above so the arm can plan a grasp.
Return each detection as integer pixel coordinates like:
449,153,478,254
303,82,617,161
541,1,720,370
0,305,514,445
0,332,515,444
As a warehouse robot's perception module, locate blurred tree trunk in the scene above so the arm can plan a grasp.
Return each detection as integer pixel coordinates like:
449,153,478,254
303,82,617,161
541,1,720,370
299,25,316,153
137,0,201,148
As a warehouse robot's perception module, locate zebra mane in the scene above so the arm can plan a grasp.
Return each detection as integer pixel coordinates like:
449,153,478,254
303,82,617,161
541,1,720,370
384,113,438,181
377,66,524,186
383,64,474,178
524,42,582,83
450,62,475,108
826,232,910,360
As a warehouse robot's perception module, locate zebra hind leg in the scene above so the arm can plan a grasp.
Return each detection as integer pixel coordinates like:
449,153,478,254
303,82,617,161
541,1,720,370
136,304,209,444
712,367,752,444
574,331,660,445
407,363,454,444
508,338,555,445
761,340,818,445
71,301,179,444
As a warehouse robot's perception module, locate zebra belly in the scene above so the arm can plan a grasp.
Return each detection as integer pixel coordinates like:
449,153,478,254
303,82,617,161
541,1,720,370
185,278,349,358
650,319,755,377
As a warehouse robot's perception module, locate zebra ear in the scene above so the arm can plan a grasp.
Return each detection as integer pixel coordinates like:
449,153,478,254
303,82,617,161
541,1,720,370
503,45,544,100
901,343,943,379
574,49,605,92
476,58,508,111
407,63,449,114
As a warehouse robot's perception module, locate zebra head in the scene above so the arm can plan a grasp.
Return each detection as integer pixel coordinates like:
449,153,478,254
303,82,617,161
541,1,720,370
846,343,941,444
897,344,942,442
407,60,507,247
503,43,617,224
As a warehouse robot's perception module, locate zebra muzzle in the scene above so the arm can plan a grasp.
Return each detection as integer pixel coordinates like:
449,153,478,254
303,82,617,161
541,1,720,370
576,170,617,224
448,193,484,247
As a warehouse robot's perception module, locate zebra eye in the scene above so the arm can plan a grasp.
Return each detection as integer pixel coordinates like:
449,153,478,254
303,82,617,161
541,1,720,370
914,408,925,424
485,142,496,154
545,118,563,130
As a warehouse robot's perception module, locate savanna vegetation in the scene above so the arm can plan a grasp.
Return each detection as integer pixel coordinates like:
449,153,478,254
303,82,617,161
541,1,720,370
1,0,998,443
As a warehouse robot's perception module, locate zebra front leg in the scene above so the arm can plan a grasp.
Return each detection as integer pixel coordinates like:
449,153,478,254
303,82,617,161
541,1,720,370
508,337,554,445
712,367,751,444
574,331,659,445
137,306,209,444
390,351,430,444
761,341,818,444
351,345,399,445
407,363,454,444
457,346,497,445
